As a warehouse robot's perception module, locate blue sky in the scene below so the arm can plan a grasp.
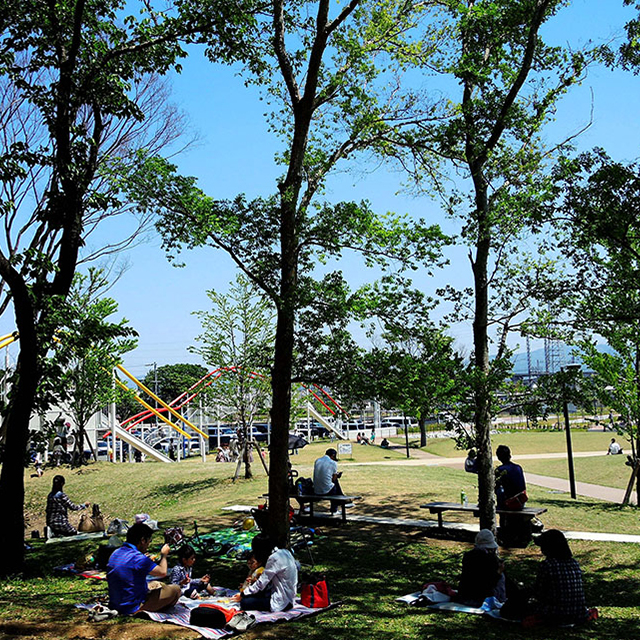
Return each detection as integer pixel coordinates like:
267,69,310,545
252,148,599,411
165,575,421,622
3,0,638,381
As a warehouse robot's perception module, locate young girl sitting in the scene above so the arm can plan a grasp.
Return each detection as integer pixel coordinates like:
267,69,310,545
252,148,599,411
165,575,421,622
169,545,216,599
239,554,264,592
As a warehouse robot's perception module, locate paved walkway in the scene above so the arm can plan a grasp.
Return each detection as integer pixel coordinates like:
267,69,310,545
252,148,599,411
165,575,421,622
354,449,638,504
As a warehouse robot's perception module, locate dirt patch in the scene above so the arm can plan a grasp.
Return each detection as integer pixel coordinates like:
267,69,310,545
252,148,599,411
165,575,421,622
0,619,200,640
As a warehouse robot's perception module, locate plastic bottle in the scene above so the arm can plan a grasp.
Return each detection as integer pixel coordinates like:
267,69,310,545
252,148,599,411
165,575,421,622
461,489,468,506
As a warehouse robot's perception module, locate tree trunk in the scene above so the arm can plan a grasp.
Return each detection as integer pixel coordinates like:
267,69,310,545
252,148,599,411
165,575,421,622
0,349,40,576
268,304,295,547
418,413,427,448
470,179,497,533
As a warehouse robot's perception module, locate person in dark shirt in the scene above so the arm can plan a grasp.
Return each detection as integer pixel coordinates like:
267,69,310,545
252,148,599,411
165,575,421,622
456,529,505,606
531,529,589,625
495,445,526,509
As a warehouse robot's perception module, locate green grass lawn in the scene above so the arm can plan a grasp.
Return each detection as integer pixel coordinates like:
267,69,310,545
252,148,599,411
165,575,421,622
524,455,636,491
418,429,617,457
6,434,640,640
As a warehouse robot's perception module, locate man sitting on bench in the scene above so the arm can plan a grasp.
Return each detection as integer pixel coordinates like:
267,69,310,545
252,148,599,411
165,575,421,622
313,448,344,515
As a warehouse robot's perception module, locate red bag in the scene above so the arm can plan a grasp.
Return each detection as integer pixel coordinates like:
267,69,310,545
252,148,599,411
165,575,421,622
504,490,528,511
300,576,329,608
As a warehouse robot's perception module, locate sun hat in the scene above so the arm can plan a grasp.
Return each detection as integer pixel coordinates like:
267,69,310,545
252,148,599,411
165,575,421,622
475,529,498,550
135,513,159,530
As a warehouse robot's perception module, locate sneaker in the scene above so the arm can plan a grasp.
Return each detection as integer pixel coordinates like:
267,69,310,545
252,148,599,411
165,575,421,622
88,604,118,622
227,612,256,631
344,503,355,509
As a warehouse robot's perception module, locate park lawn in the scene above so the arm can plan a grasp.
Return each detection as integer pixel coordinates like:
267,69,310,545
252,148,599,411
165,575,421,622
524,455,636,492
7,453,640,640
417,429,615,458
24,440,640,537
7,454,640,640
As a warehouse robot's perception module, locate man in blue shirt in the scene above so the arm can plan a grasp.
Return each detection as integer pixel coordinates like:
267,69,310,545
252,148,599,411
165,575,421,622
107,523,181,614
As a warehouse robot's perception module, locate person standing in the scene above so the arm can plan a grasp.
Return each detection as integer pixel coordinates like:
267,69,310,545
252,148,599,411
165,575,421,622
495,445,529,546
313,448,344,514
45,475,90,536
464,449,478,473
107,523,181,614
495,445,527,509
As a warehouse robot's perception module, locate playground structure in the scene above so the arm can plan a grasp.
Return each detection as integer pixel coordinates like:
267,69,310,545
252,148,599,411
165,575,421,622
0,330,367,463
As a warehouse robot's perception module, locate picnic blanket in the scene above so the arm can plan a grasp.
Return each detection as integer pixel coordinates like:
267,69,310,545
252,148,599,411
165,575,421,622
54,563,107,580
78,590,334,638
142,596,331,638
46,531,106,544
396,591,502,617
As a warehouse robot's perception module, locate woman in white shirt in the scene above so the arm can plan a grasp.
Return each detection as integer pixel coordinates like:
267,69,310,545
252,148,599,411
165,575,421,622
235,535,298,612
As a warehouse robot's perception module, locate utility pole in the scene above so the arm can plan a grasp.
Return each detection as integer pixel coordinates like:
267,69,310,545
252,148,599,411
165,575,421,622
561,364,581,499
145,362,158,427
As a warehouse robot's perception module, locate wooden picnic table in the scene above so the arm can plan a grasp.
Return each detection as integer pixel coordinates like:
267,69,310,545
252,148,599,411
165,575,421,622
263,493,360,523
420,501,547,545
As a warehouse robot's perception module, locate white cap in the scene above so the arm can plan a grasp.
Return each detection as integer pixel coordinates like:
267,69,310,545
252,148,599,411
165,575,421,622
475,529,498,550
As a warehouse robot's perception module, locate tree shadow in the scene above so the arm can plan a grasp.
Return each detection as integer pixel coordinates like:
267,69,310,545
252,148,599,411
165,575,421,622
141,475,223,501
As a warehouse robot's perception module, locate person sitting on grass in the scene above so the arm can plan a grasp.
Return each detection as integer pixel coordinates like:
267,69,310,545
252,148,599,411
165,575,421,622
45,475,90,537
607,438,622,455
232,535,297,612
456,529,506,607
169,544,216,599
500,529,596,626
107,523,181,615
529,529,591,626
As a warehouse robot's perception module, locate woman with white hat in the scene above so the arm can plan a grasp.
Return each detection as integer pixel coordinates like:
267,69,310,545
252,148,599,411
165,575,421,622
456,529,506,606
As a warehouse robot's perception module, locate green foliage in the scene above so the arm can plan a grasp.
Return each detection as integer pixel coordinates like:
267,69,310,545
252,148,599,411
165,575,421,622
141,363,210,405
191,274,274,472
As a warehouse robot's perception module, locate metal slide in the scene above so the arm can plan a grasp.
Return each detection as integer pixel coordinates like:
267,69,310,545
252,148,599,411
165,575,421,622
113,423,173,463
307,404,347,440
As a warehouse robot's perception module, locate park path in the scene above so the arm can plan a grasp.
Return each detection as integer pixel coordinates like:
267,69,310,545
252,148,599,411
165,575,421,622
353,449,638,505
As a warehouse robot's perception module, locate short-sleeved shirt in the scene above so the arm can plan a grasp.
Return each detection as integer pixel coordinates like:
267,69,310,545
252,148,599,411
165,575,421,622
107,542,157,614
313,455,337,495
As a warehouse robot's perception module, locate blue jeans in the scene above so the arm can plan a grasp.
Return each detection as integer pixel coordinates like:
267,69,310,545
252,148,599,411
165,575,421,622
240,590,272,612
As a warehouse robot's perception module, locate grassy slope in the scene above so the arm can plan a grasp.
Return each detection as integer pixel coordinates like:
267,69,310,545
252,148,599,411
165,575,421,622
6,434,640,640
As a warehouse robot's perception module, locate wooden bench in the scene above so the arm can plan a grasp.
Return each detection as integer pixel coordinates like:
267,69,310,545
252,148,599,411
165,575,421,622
262,494,360,523
420,501,547,544
294,494,360,523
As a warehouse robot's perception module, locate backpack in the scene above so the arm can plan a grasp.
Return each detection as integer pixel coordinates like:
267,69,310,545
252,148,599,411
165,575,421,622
295,477,314,496
189,603,236,628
